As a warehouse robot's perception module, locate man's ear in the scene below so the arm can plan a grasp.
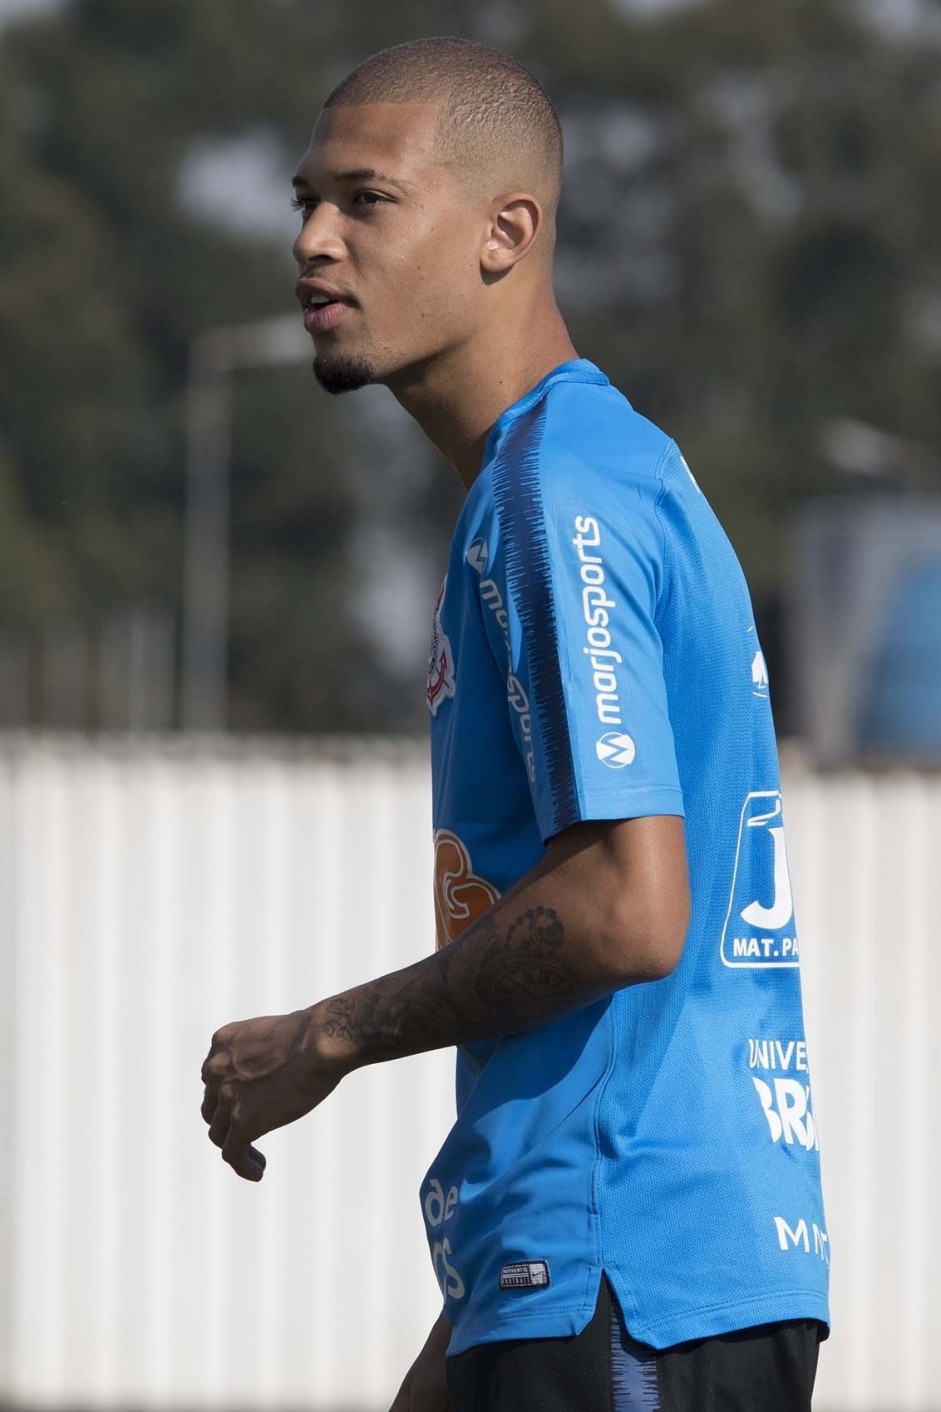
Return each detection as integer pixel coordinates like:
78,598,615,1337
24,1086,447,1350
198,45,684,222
481,194,542,274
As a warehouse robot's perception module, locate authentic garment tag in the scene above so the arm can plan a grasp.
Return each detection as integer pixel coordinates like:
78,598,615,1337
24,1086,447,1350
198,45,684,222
499,1260,551,1291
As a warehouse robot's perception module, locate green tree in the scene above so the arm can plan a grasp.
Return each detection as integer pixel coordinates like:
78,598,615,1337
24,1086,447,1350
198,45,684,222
2,0,939,732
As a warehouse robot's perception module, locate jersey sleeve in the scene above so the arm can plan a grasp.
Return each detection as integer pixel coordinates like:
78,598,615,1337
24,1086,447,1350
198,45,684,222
479,419,684,843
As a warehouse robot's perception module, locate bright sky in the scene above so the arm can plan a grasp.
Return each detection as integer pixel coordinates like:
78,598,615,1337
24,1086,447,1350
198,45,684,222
4,0,929,36
0,0,61,20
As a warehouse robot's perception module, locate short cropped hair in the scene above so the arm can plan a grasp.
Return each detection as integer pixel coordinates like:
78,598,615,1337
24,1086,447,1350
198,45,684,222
324,37,563,212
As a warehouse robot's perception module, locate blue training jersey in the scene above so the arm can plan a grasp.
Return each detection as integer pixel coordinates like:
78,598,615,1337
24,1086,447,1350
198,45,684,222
422,358,830,1356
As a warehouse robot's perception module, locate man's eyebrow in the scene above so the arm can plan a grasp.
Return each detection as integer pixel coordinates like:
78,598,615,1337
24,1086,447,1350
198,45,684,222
291,168,415,196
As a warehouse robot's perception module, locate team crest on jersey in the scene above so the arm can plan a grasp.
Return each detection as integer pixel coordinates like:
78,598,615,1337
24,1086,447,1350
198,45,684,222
433,830,500,950
427,578,456,716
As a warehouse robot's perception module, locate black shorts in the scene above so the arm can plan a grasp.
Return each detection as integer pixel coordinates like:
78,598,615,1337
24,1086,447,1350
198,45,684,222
446,1277,825,1412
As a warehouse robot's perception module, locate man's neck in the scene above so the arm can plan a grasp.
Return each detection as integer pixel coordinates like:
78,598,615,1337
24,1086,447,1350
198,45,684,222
387,306,578,492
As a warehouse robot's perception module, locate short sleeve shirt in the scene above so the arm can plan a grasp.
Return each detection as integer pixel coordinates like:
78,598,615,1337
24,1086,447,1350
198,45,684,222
423,360,830,1355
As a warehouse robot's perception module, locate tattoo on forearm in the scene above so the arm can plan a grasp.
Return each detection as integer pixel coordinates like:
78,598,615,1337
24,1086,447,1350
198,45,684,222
473,906,572,1013
319,994,355,1042
314,901,582,1065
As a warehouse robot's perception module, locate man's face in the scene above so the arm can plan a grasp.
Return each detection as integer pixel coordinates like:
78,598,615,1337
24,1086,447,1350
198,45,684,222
292,103,487,394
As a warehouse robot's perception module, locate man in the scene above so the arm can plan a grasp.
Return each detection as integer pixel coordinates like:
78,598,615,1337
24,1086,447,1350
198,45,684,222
200,37,829,1411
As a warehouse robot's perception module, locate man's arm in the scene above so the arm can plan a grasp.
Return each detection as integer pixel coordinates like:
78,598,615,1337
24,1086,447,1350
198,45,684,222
388,1310,451,1412
201,815,689,1180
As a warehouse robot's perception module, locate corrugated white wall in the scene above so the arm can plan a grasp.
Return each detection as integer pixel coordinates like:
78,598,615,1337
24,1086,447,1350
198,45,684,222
0,738,938,1411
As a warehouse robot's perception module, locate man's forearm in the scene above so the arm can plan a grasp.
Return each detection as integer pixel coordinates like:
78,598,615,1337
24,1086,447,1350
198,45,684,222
200,817,687,1181
306,842,668,1076
311,898,585,1073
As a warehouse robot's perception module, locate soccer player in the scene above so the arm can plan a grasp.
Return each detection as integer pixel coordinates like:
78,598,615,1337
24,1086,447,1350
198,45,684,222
200,37,829,1411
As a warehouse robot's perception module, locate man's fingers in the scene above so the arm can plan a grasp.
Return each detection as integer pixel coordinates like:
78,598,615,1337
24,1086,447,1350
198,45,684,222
208,1098,231,1149
205,1084,267,1179
201,1042,227,1126
201,1047,228,1082
222,1132,267,1182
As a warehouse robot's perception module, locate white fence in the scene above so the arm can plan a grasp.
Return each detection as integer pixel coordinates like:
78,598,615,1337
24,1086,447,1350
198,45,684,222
0,736,939,1411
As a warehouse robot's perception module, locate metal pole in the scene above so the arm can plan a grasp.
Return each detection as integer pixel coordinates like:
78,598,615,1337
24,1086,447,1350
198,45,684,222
181,315,309,734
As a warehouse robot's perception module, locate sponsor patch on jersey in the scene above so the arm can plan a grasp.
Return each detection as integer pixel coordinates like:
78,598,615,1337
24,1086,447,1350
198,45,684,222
571,514,626,727
596,731,636,768
720,790,799,969
427,577,456,716
499,1260,551,1291
466,538,489,574
751,649,769,698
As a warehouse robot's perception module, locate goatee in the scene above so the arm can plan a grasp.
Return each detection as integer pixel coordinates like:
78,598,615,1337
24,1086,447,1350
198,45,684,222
313,353,375,395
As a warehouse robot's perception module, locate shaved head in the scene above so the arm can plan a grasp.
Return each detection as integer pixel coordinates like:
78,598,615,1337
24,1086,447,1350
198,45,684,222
323,37,563,218
293,39,571,410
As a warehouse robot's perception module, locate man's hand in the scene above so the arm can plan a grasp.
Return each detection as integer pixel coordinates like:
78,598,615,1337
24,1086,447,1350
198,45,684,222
200,1009,343,1181
389,1311,451,1412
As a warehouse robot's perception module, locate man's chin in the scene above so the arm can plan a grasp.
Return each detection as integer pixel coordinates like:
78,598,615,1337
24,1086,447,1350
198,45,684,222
312,352,376,395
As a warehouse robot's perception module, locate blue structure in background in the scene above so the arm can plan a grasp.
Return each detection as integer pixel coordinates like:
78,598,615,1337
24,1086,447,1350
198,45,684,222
790,498,941,766
859,557,941,754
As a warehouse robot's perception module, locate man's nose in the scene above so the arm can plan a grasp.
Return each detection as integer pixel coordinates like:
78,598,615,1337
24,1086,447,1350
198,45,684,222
292,203,345,269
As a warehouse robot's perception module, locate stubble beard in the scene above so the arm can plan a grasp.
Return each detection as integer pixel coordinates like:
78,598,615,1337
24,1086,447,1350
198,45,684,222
313,351,376,395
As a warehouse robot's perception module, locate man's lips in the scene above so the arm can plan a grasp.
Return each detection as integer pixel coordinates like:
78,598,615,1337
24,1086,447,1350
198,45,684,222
296,279,356,334
303,300,352,333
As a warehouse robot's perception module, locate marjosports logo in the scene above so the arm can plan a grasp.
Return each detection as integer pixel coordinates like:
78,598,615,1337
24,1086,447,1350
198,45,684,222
571,515,625,727
596,732,636,768
466,538,489,574
427,578,455,717
433,830,500,950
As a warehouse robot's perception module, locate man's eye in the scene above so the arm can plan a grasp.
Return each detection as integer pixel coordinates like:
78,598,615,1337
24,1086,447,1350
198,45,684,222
290,191,388,218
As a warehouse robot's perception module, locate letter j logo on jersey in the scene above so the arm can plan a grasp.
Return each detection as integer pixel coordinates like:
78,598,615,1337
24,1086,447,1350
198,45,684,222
720,791,800,968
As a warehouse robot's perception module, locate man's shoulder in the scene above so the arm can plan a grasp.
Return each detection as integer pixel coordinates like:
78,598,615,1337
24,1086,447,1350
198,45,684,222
548,367,670,445
503,370,675,500
470,379,673,615
474,364,683,574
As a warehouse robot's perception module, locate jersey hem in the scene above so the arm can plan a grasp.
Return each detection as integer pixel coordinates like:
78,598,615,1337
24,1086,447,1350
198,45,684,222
445,1289,830,1357
545,785,685,839
622,1289,832,1349
446,1301,598,1357
578,784,685,817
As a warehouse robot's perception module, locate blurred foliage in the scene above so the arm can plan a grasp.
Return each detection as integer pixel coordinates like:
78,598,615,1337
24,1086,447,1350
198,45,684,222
1,0,940,730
